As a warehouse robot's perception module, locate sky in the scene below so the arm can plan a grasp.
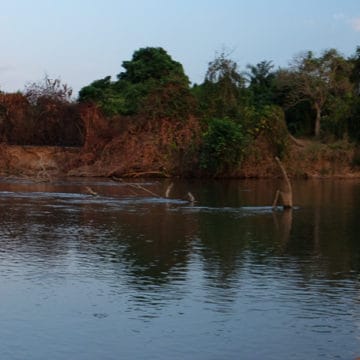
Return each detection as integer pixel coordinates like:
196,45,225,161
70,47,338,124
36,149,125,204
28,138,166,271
0,0,359,96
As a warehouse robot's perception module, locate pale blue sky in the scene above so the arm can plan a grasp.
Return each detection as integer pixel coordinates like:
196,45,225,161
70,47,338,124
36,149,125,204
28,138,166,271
0,0,359,95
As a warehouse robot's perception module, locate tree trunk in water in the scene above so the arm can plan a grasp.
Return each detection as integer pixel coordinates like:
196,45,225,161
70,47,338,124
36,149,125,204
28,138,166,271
314,104,321,138
272,157,293,209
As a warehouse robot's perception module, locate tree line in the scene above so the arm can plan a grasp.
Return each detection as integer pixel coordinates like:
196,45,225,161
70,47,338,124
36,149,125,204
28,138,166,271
1,46,359,176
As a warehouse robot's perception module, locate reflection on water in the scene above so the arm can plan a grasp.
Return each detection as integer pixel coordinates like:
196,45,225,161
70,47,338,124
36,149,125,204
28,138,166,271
0,178,360,359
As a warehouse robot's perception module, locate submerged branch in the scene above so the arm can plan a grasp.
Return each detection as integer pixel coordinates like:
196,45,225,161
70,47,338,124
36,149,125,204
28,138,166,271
112,177,195,204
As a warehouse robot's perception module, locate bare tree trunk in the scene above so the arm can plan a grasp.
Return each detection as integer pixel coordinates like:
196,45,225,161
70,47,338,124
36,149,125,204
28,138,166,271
272,157,293,209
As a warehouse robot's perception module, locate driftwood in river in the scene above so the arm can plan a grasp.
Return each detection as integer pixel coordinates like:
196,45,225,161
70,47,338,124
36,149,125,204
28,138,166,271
272,156,293,209
85,186,99,196
164,182,195,204
110,177,196,204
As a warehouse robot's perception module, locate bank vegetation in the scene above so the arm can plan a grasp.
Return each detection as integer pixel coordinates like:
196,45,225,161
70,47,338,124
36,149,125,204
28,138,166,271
1,46,360,178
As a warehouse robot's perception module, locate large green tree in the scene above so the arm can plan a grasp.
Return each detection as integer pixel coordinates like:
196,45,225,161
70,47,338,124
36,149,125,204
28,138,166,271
118,47,187,84
246,60,275,106
117,47,193,119
350,46,360,94
278,49,353,138
79,47,193,119
348,46,360,141
78,76,125,116
194,51,246,120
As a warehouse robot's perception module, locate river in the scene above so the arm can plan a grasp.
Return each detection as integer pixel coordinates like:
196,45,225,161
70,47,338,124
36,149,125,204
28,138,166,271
0,177,359,359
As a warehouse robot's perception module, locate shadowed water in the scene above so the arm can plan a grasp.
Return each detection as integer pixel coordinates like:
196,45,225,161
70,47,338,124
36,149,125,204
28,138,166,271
0,178,360,359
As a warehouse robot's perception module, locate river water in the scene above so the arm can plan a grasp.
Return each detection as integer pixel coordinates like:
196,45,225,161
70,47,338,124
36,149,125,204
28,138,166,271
0,178,359,359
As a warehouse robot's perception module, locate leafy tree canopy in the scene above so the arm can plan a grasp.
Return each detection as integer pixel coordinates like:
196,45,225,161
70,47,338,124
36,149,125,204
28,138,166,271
276,49,354,137
350,46,360,95
118,47,188,85
246,60,275,106
194,51,246,120
79,47,193,119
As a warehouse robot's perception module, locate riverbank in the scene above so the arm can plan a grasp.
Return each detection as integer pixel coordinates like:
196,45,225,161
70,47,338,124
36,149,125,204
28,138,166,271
237,136,360,179
1,137,359,179
0,144,80,179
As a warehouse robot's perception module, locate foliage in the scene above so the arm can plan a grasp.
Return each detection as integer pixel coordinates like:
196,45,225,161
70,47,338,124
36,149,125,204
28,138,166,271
242,105,289,158
194,51,246,120
118,47,193,120
25,75,73,105
140,76,195,121
23,77,83,145
276,49,354,137
78,76,126,116
321,95,353,139
260,106,289,158
0,93,30,144
79,103,113,154
199,117,247,175
348,97,360,142
79,47,194,120
0,77,83,146
3,44,360,177
28,99,83,146
283,102,314,136
349,46,360,95
246,60,276,106
345,47,360,143
118,47,186,84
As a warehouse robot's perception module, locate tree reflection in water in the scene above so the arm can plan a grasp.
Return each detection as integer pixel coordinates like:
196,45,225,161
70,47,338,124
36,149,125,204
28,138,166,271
0,179,360,359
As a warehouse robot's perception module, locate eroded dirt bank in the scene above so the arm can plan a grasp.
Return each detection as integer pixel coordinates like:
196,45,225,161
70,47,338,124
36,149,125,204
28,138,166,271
1,139,360,179
0,145,80,178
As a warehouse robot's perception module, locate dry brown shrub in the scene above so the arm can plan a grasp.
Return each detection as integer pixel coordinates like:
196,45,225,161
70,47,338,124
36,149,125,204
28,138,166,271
98,116,201,177
237,133,279,178
0,93,31,144
0,92,83,146
139,80,196,122
29,98,83,146
79,103,113,154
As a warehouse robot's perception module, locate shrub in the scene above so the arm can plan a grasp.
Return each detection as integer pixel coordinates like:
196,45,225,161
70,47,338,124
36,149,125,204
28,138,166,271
243,105,289,158
200,117,247,175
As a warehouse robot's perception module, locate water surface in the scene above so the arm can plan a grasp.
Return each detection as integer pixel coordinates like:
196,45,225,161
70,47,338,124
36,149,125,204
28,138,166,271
0,178,359,359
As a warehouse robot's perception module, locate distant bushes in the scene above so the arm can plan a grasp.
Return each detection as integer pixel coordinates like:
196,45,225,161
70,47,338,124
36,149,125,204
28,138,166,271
1,45,360,177
0,77,84,146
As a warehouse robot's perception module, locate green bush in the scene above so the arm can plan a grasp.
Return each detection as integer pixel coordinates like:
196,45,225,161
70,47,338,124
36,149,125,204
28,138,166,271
200,117,247,175
262,106,289,158
243,105,289,158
